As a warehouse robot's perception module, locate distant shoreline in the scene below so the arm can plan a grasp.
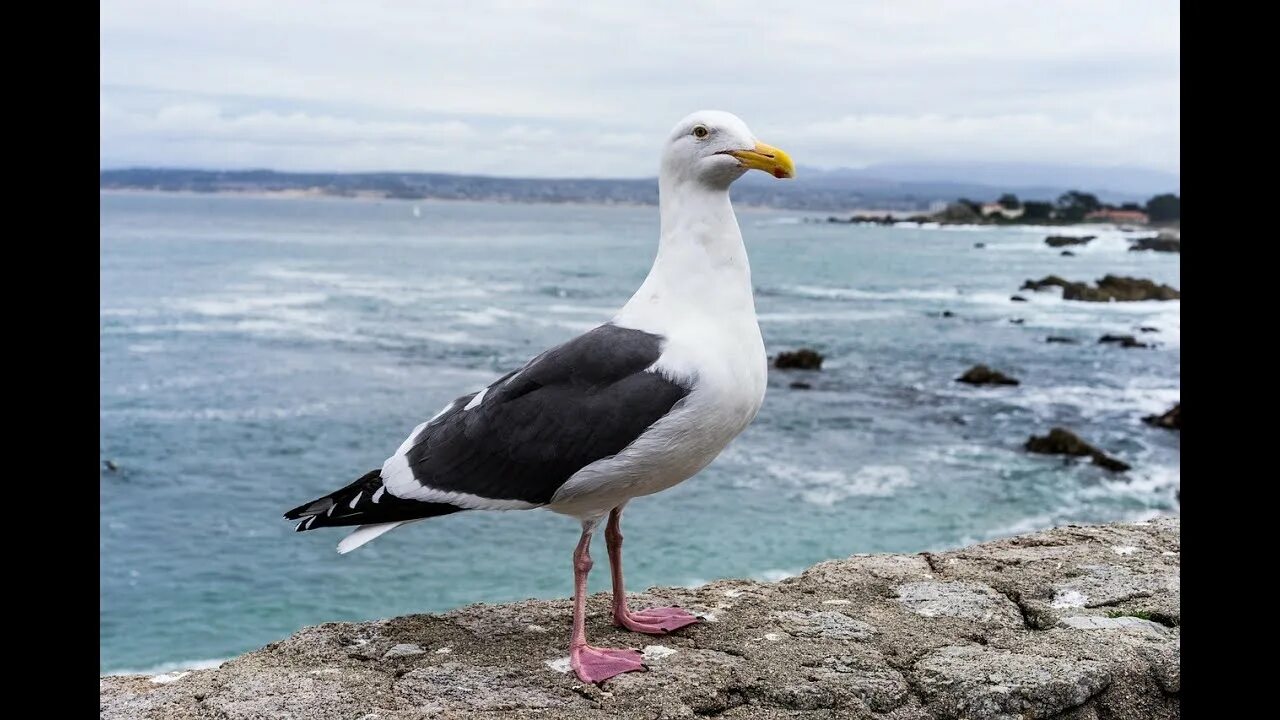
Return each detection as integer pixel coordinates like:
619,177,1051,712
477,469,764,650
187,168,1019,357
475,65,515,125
98,188,842,215
99,188,1177,229
98,187,662,211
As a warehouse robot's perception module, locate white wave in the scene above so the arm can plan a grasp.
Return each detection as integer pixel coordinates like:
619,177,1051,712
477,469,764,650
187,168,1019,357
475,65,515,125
774,283,1177,309
993,382,1180,419
964,513,1059,543
757,309,906,323
101,307,160,318
103,657,230,677
449,307,528,327
761,463,914,506
103,318,372,345
543,304,617,316
100,400,350,422
399,328,486,345
974,225,1178,256
776,285,963,302
1075,464,1180,502
180,292,328,317
126,342,165,354
254,266,521,304
752,568,802,582
957,504,1176,549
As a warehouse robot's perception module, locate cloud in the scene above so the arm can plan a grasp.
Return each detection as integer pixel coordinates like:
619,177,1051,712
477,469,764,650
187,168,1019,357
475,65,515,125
100,0,1180,176
792,111,1178,169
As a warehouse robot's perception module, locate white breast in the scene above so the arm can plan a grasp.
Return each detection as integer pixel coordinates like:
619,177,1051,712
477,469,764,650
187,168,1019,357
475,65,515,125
547,316,766,520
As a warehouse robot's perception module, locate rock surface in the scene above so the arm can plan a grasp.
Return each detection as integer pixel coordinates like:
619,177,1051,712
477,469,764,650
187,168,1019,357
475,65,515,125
775,349,825,370
101,519,1180,720
1025,427,1132,472
956,365,1020,386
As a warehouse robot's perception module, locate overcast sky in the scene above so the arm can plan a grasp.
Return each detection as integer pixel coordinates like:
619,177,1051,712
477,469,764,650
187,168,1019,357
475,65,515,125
100,1,1180,178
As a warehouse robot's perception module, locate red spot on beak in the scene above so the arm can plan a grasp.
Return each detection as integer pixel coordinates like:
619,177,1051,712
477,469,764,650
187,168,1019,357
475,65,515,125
773,168,786,179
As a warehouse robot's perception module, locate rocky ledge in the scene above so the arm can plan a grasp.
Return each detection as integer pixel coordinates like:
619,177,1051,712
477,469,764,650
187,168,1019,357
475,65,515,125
101,518,1180,720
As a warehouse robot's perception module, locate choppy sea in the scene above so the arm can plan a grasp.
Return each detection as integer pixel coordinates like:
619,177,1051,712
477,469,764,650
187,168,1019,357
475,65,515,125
100,192,1179,673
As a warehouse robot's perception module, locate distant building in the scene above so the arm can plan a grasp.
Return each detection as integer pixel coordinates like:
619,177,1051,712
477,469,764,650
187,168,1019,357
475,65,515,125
1086,209,1149,224
981,202,1024,219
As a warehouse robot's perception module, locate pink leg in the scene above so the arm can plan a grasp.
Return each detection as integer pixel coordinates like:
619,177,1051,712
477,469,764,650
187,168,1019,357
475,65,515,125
569,523,645,684
606,507,700,635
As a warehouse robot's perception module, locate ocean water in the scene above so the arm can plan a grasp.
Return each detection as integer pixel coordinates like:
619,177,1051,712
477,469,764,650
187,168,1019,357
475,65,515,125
100,192,1180,674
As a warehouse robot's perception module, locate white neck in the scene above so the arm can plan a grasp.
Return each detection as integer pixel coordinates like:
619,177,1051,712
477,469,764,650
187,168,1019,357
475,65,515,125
614,175,756,331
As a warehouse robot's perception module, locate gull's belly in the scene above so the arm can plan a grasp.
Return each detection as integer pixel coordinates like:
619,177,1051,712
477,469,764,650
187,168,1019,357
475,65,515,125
548,326,766,521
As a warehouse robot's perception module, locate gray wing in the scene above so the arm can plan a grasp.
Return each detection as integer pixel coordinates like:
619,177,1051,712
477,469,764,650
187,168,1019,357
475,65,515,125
383,323,692,506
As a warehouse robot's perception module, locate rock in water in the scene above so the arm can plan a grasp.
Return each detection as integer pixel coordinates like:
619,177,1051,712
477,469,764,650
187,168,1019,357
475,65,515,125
1044,235,1095,247
1143,403,1181,430
774,349,824,370
1089,453,1133,473
1099,334,1150,349
789,381,812,390
1045,336,1078,344
956,365,1020,386
1129,235,1181,253
1010,295,1028,302
1022,275,1179,302
1022,275,1072,291
1063,275,1180,302
1025,428,1131,472
1060,250,1076,257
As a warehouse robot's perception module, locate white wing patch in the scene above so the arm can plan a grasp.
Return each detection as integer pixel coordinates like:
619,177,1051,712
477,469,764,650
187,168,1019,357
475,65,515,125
380,410,541,511
336,520,421,554
463,387,487,411
382,447,539,510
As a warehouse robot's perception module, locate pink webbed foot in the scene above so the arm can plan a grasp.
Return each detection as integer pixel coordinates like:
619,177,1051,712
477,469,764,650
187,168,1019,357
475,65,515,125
570,645,646,684
616,606,701,635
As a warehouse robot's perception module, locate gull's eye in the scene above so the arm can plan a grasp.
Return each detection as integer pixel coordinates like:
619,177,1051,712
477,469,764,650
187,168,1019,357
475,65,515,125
692,125,709,139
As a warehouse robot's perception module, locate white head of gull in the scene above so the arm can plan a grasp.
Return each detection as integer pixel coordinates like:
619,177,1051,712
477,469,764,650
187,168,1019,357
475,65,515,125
285,110,794,684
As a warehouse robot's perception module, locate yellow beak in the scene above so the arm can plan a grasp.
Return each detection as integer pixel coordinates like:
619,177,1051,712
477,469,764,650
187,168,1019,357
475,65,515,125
727,141,795,179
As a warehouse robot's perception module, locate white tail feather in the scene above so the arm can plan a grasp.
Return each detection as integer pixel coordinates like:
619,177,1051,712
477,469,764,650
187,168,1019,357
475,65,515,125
336,520,416,554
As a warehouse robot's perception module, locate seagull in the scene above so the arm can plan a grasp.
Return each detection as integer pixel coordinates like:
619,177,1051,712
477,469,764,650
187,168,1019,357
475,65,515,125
284,110,794,683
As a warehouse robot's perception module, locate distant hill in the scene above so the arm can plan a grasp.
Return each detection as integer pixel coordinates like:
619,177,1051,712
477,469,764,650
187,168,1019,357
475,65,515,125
846,162,1179,198
100,166,1171,212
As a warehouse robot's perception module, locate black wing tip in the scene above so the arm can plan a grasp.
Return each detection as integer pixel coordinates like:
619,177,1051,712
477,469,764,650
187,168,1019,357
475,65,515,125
283,499,331,521
283,469,382,523
284,469,468,531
